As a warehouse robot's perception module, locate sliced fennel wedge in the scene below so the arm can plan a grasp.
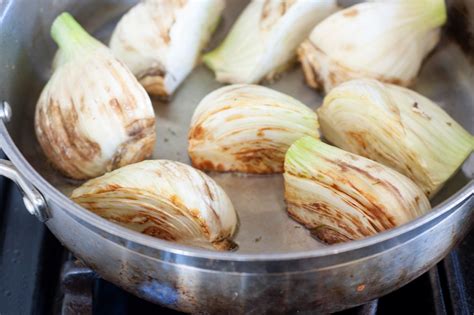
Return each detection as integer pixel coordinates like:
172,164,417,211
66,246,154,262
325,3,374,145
188,84,319,173
298,0,446,93
203,0,337,84
71,160,238,251
318,79,474,198
284,136,431,244
109,0,224,97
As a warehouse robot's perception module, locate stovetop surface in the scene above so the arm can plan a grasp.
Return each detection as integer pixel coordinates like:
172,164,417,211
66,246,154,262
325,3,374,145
0,152,472,314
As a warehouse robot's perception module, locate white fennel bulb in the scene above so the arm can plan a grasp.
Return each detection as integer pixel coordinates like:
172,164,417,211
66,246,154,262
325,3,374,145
298,0,447,93
204,0,337,84
318,79,474,197
110,0,225,97
35,13,156,180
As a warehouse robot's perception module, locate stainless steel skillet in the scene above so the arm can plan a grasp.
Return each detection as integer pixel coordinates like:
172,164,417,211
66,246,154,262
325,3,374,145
0,0,472,313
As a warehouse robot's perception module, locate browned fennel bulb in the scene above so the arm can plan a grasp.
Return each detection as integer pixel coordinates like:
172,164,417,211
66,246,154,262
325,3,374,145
188,84,319,173
284,137,431,244
35,13,156,180
318,79,474,198
71,160,238,251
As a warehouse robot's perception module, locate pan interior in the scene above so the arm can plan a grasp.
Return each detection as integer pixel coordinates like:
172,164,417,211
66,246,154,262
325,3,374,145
2,0,473,254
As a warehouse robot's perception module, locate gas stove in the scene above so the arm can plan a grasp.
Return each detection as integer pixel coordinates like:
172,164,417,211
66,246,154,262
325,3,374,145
0,151,472,314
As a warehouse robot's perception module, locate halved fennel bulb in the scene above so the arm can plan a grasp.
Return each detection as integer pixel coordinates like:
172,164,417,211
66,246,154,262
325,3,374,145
284,136,431,244
110,0,224,97
188,84,319,173
204,0,337,84
298,0,447,93
318,79,474,197
71,160,238,250
35,13,155,180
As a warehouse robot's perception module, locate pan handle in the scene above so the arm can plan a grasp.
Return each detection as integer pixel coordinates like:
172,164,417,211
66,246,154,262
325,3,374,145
0,159,50,222
0,101,49,222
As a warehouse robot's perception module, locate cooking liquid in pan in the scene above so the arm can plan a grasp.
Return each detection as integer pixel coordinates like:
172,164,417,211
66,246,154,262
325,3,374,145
17,0,474,254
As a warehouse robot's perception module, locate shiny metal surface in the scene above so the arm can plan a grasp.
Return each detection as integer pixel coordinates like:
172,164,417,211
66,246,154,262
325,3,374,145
0,101,12,122
0,0,473,313
0,157,49,222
